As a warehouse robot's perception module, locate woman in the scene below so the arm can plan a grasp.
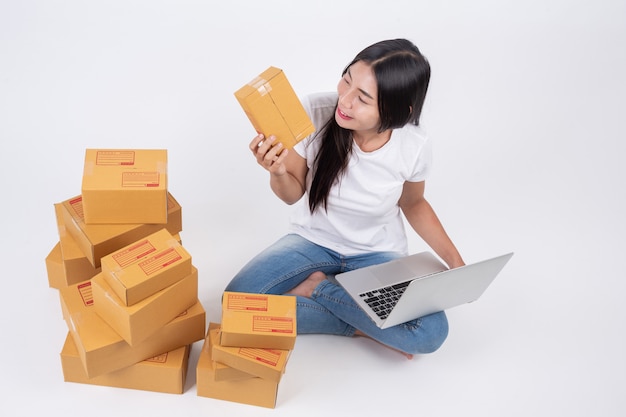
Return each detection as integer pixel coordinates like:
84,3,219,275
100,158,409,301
225,38,464,358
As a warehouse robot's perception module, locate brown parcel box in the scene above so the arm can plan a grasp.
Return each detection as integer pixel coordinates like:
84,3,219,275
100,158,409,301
60,192,182,268
44,231,180,290
46,242,100,289
213,350,256,382
45,243,67,289
206,323,255,382
59,280,205,378
81,149,168,225
91,266,198,345
61,333,190,394
100,228,192,306
46,204,101,289
220,292,297,350
211,336,290,383
234,66,315,150
197,323,279,408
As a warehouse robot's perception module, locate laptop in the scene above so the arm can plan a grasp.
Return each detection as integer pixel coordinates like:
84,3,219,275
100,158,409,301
335,251,514,329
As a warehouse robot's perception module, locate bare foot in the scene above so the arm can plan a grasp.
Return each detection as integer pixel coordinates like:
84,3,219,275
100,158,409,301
354,330,414,360
287,271,327,298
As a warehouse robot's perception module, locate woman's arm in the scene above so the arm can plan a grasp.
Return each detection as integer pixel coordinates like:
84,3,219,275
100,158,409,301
250,134,308,205
398,181,465,269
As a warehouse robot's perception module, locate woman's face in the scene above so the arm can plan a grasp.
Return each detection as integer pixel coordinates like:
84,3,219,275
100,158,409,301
335,61,381,134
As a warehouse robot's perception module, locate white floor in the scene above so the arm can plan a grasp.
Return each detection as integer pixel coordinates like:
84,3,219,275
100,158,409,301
2,1,625,416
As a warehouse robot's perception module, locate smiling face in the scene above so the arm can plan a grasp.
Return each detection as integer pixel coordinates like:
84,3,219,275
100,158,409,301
335,60,382,136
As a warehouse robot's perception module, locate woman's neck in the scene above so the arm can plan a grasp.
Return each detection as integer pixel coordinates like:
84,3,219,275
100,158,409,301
352,129,392,152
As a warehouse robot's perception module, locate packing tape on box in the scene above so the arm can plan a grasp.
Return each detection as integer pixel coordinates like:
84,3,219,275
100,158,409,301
157,161,167,174
202,338,211,354
69,311,88,332
249,76,271,96
84,161,95,176
104,289,119,304
110,269,126,285
70,215,80,227
68,313,86,351
68,313,78,333
165,237,182,249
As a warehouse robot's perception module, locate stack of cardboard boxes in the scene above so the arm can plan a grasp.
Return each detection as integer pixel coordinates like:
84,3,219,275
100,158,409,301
44,66,310,405
196,292,297,408
45,149,206,394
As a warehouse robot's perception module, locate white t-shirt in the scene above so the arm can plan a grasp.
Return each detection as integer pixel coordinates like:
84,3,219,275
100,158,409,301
289,92,433,256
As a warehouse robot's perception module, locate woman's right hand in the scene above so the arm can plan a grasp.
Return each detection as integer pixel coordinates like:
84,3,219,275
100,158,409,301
249,134,288,176
249,133,308,205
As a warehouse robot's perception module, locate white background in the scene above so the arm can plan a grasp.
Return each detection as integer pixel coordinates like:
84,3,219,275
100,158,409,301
1,0,625,416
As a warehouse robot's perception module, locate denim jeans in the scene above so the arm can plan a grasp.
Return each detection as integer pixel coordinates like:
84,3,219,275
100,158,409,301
224,234,449,355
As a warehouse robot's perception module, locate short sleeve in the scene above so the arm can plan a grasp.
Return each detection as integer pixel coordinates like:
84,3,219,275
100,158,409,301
407,136,433,182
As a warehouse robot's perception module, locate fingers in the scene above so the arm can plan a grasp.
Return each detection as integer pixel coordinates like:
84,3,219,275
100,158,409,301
249,133,265,152
261,140,285,169
249,134,286,171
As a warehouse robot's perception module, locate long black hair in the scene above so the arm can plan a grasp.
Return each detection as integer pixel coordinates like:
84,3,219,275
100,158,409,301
308,38,431,213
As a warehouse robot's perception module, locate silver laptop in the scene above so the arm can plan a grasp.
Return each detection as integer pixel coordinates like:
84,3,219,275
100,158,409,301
335,252,514,329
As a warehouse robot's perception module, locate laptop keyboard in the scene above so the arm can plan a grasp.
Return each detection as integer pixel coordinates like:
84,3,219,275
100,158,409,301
359,281,411,320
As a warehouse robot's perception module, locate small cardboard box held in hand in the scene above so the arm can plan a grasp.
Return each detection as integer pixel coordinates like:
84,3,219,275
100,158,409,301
234,66,315,149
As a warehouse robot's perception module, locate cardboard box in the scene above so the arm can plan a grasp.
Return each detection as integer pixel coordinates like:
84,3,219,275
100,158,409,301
45,242,68,289
46,204,102,289
197,323,279,408
91,266,198,345
211,338,290,383
205,323,255,382
165,192,183,233
100,228,192,306
45,232,180,290
220,292,297,350
81,149,168,224
59,279,205,377
211,344,255,383
60,192,182,268
213,354,256,382
61,333,190,394
234,66,315,149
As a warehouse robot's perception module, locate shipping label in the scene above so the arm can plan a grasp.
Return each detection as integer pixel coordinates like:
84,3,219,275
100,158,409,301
138,247,183,276
253,316,293,334
143,352,168,364
122,171,160,187
227,293,268,311
77,281,93,307
96,150,135,166
68,197,84,219
112,239,156,268
239,348,281,367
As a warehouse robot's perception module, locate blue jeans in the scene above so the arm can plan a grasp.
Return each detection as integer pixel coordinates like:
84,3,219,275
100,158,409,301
224,234,449,355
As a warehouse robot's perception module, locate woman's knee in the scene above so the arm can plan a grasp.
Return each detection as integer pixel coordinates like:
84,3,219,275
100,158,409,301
402,311,449,355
